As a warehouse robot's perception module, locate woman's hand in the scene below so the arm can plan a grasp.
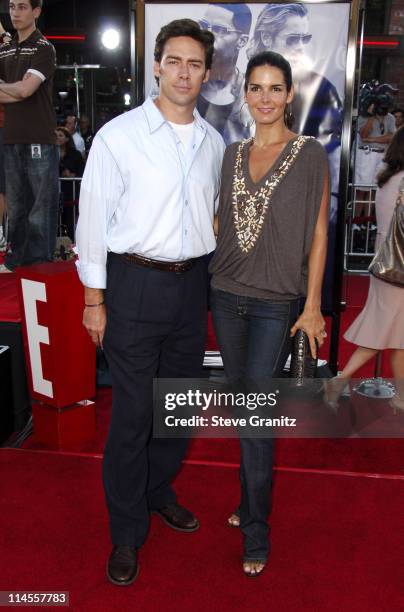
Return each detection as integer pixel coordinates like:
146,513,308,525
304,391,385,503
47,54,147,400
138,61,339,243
290,307,326,358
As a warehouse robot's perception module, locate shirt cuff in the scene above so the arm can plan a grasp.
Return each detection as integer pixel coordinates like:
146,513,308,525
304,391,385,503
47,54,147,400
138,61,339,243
26,68,46,82
75,260,107,289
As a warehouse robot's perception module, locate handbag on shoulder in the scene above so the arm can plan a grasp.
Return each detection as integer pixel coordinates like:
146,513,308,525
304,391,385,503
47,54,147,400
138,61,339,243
368,178,404,286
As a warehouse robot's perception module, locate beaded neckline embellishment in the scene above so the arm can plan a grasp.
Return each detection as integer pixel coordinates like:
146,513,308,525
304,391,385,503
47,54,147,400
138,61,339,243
232,135,312,253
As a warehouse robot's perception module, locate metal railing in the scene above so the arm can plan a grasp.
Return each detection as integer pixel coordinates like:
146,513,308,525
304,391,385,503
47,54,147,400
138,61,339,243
58,177,82,242
344,183,377,273
58,178,377,273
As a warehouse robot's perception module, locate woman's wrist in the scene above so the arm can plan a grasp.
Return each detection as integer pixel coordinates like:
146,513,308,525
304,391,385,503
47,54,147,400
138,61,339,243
303,301,321,312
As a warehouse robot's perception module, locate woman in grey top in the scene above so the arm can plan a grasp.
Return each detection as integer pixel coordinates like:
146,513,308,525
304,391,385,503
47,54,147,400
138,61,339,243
209,52,329,576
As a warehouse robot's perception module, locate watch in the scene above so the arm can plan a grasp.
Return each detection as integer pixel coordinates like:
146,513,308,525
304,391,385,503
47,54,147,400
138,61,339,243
0,32,11,43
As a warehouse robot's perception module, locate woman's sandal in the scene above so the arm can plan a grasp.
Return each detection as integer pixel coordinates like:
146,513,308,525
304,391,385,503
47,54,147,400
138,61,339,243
323,376,350,409
227,511,240,528
243,560,267,577
390,395,404,413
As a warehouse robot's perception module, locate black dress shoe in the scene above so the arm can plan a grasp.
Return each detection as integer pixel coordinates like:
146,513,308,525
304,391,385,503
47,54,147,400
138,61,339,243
106,545,139,586
153,503,199,532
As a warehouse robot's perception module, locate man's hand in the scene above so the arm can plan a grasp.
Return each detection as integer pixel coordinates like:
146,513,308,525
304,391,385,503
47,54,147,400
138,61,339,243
83,286,106,347
83,304,106,348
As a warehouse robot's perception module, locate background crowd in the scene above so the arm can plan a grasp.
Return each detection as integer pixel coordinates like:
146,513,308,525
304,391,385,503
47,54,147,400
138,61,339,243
0,2,403,272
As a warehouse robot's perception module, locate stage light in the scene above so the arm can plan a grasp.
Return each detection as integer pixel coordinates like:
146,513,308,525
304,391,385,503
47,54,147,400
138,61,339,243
101,28,120,51
124,93,131,106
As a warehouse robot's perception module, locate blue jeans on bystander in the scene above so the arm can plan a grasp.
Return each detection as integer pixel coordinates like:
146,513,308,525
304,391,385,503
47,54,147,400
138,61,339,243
4,144,59,270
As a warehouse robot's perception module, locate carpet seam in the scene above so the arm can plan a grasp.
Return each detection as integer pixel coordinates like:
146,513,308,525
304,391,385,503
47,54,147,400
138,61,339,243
2,448,404,481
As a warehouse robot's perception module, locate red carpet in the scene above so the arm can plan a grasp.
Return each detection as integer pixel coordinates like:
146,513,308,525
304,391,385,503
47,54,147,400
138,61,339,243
20,386,404,475
0,274,19,323
1,448,403,611
3,271,404,609
0,271,391,375
18,272,403,474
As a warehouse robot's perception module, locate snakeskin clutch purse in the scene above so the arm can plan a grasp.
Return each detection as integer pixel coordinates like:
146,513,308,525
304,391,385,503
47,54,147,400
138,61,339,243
290,330,318,386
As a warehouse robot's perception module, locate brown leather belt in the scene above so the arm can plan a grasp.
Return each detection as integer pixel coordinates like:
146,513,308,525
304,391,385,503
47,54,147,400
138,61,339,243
122,252,195,273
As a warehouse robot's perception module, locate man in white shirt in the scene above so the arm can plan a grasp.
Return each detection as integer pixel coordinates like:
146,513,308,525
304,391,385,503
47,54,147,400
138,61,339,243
64,113,85,156
75,19,224,586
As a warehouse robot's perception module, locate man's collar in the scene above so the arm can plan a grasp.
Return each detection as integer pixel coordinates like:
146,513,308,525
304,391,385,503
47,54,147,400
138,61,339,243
143,96,206,134
13,28,42,46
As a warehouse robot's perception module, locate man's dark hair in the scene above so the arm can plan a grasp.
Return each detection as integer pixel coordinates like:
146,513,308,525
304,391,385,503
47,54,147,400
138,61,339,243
215,4,252,35
29,0,43,9
392,107,404,116
154,19,214,70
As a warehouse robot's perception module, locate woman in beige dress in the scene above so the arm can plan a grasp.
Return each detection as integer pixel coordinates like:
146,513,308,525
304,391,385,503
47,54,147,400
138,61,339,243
326,127,404,408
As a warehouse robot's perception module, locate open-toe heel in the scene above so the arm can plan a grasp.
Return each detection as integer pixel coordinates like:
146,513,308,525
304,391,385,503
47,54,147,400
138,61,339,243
323,376,350,409
227,510,240,528
390,395,404,413
243,559,267,577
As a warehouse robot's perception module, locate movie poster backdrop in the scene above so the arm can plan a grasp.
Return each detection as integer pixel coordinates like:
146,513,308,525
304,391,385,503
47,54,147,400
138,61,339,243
142,2,351,312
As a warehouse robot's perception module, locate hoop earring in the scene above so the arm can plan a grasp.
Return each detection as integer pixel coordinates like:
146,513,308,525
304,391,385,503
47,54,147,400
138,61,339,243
239,102,255,129
284,103,293,127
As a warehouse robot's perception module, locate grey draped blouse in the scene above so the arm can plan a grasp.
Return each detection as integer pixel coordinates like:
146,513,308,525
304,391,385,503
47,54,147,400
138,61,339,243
209,136,328,300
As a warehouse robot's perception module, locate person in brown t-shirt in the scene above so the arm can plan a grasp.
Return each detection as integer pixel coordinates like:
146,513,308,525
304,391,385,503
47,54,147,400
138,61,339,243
0,0,58,272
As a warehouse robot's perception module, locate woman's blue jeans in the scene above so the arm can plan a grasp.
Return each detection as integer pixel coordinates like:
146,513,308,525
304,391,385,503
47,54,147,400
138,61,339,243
210,287,299,561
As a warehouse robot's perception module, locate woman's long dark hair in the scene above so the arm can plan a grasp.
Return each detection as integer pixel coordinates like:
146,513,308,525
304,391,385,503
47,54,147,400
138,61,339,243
377,126,404,188
56,126,76,152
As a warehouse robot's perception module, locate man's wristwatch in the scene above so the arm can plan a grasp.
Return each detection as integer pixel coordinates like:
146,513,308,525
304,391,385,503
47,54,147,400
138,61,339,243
0,32,11,43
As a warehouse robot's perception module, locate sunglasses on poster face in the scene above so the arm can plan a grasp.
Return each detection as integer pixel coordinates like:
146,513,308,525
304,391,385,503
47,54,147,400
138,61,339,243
280,33,313,47
198,19,241,37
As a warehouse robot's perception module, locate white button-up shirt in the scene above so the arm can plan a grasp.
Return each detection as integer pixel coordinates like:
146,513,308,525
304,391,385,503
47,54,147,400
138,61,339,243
72,131,86,156
75,97,225,288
